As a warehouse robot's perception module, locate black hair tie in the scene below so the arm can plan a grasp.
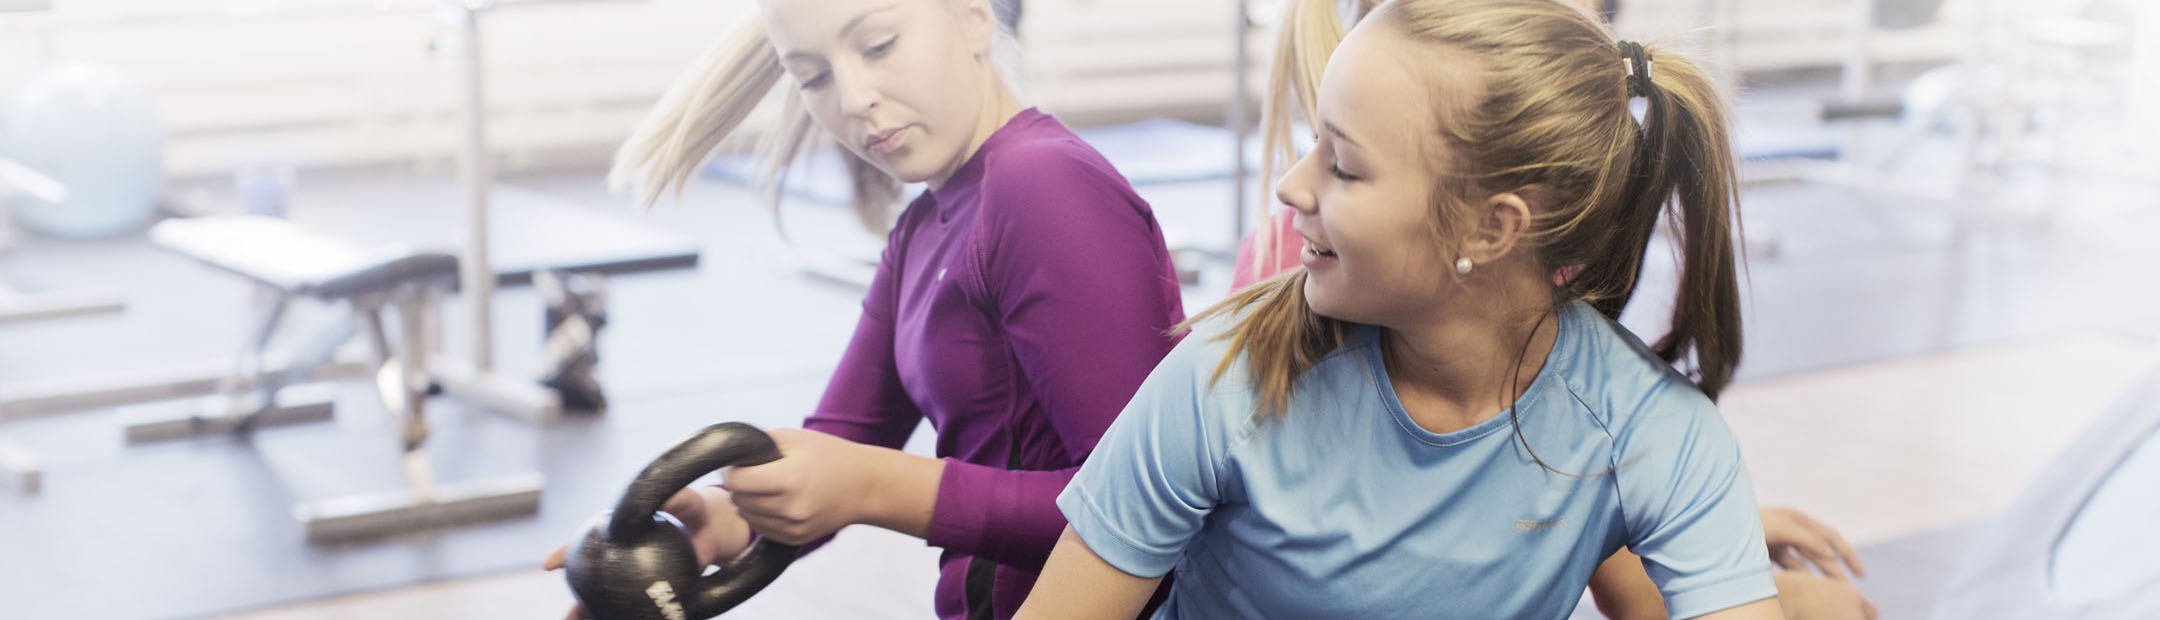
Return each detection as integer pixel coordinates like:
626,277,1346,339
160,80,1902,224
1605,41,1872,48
1618,41,1653,97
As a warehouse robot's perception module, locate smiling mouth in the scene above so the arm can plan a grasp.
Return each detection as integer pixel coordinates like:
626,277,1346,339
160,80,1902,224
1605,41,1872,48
1301,234,1337,257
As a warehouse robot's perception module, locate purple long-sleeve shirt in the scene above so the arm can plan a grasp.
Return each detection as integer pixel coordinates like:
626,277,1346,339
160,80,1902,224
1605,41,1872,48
801,108,1185,620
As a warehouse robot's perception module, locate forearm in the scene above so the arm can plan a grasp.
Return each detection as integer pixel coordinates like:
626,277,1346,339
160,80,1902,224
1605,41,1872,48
857,445,946,539
1015,527,1163,620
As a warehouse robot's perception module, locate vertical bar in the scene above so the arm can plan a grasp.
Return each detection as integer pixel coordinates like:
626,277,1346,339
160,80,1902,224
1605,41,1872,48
456,2,494,372
1700,0,1740,100
398,296,432,453
1229,0,1251,246
2136,2,2160,154
1841,0,1876,103
1838,0,1878,165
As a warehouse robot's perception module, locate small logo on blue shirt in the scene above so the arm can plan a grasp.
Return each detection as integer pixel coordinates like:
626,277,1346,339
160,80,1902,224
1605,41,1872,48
1515,517,1568,531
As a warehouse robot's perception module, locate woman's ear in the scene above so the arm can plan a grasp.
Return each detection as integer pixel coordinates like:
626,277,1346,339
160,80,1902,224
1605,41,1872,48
961,0,998,57
1461,192,1532,265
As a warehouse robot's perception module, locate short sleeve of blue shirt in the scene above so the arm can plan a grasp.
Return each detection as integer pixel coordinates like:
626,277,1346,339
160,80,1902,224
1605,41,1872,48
1055,329,1236,578
1612,385,1775,618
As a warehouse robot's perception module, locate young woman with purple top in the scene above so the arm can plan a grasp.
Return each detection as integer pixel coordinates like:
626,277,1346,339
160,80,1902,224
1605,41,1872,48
542,1,1184,619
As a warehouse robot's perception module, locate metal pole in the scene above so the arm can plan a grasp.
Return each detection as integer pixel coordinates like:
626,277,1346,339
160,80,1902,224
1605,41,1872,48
1698,0,1740,101
1229,0,1251,247
1841,0,1876,103
455,1,494,373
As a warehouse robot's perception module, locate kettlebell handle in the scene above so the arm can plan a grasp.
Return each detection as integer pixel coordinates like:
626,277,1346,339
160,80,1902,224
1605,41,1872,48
608,422,798,618
609,422,780,536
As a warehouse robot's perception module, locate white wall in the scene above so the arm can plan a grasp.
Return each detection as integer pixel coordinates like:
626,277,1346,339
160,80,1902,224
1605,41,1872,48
0,0,1986,181
1613,0,1976,74
2133,1,2158,147
1,0,756,179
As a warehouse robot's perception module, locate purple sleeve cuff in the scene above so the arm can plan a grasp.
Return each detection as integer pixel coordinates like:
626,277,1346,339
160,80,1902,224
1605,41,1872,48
926,458,1077,571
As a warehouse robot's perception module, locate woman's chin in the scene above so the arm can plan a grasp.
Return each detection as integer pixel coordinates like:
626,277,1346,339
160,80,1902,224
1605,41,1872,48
1302,282,1356,324
877,157,936,185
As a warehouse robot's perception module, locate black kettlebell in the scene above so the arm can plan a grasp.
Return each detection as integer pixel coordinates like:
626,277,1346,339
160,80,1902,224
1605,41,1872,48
565,422,798,620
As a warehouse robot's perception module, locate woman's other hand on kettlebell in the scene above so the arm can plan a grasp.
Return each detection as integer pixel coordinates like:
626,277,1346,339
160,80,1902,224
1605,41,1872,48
542,486,755,620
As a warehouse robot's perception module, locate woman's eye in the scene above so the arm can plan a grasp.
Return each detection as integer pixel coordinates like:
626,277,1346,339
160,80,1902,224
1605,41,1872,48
1329,163,1360,182
866,37,897,59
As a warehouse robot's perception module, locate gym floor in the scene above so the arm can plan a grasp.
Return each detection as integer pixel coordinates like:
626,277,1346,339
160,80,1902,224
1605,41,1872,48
4,73,2159,619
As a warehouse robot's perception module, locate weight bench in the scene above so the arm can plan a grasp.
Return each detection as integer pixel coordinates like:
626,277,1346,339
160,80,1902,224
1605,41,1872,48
134,215,542,542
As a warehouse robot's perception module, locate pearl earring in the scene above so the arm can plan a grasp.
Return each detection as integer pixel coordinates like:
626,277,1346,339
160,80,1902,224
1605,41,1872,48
1455,257,1473,275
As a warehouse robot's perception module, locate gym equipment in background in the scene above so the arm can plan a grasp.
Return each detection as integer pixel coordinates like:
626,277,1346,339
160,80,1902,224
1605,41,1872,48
1741,0,2141,204
1,62,164,239
0,0,699,432
0,61,131,327
1930,365,2160,619
0,169,120,492
130,215,545,542
0,77,120,491
536,269,608,413
428,0,557,425
566,422,798,620
0,159,126,330
418,0,694,425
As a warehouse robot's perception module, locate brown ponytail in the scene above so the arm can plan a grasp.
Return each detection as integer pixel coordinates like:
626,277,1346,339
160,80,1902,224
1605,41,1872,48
1625,44,1744,399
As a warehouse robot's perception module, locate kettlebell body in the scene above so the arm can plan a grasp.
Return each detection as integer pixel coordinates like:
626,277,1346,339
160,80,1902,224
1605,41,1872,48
565,422,797,620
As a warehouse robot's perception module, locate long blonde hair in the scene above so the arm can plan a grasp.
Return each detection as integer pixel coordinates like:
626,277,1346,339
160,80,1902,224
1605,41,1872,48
609,0,1024,235
1247,0,1380,285
1193,0,1744,420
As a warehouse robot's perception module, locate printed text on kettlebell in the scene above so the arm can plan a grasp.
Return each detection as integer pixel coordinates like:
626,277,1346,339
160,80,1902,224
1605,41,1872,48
644,581,688,620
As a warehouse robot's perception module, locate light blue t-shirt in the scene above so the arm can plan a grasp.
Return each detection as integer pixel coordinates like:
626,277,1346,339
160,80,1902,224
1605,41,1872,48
1057,301,1775,619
